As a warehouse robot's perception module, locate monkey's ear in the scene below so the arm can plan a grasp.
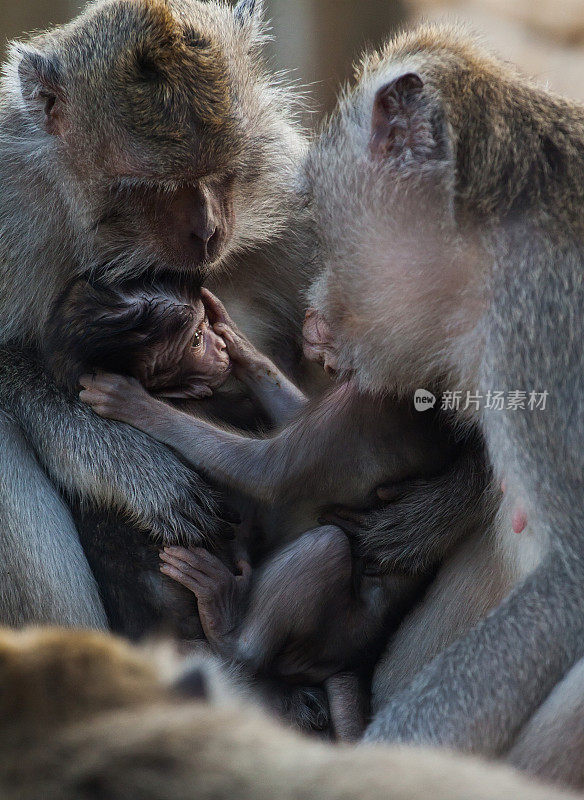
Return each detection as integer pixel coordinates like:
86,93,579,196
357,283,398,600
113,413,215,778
234,0,265,38
15,46,65,136
173,666,210,700
370,72,426,158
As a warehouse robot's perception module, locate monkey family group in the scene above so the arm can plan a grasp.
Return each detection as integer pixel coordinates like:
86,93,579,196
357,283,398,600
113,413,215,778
0,2,582,799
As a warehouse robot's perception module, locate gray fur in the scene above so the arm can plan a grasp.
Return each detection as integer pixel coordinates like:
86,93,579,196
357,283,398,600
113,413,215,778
303,22,584,770
0,0,307,627
0,411,107,629
508,655,584,789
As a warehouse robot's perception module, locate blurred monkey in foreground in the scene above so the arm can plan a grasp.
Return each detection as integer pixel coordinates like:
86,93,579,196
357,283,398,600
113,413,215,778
0,627,577,800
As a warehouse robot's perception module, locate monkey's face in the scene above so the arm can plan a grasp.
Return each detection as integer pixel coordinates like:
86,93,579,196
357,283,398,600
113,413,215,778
302,57,485,395
137,297,232,397
13,0,300,281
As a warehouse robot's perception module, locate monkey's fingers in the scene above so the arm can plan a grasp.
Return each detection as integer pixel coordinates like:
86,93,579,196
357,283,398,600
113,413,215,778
160,552,216,588
79,372,141,391
160,563,205,595
78,389,124,421
162,546,228,579
157,383,213,400
318,509,363,536
213,324,246,360
200,287,234,327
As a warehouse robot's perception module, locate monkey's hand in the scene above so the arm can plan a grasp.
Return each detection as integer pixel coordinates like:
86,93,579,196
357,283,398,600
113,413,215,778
201,288,306,424
201,287,267,381
321,447,494,574
160,546,251,655
79,372,169,429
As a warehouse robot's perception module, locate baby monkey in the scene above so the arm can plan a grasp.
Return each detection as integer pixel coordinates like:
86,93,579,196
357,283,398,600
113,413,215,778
46,278,233,401
79,290,486,739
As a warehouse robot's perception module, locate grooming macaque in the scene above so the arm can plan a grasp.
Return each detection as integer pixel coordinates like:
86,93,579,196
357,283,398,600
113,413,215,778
1,628,578,800
0,0,310,629
294,21,584,785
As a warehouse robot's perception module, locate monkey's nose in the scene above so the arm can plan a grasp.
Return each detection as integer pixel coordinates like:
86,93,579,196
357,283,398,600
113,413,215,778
192,219,217,245
191,224,220,261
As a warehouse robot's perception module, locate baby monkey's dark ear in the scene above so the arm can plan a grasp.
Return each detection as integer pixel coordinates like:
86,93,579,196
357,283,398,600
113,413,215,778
370,72,426,159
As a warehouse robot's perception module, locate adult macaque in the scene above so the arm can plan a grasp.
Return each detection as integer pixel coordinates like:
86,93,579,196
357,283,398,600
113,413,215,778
295,22,584,786
0,0,310,629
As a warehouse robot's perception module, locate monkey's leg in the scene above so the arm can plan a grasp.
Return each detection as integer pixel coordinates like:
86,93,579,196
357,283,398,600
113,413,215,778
371,525,511,705
365,550,584,755
507,656,584,790
0,411,107,628
325,672,366,742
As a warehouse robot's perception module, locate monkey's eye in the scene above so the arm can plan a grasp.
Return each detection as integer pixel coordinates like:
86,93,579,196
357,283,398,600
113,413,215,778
192,328,203,348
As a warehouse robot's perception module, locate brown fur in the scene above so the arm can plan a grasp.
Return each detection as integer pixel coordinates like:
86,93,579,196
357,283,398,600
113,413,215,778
0,627,577,800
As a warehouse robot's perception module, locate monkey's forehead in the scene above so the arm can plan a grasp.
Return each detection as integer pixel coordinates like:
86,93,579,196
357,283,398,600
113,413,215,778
45,0,245,153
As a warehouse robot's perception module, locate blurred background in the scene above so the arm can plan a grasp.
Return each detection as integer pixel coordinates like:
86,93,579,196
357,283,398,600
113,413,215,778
2,0,584,120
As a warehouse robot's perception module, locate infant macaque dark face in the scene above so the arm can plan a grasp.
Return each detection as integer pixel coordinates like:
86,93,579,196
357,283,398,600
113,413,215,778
138,296,232,395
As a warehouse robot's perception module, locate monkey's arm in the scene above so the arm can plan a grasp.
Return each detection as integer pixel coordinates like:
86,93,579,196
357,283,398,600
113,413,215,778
235,357,307,427
0,348,223,543
365,550,584,754
323,442,495,573
81,375,362,505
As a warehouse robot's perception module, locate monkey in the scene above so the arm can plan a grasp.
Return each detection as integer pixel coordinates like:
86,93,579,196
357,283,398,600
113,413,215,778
41,277,235,641
44,278,233,403
78,288,495,739
0,627,578,800
45,272,484,737
0,0,314,629
160,528,425,742
289,20,584,782
78,292,490,555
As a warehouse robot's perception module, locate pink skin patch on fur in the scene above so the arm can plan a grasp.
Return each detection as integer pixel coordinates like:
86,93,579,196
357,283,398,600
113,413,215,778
501,480,527,533
302,308,339,375
512,506,528,535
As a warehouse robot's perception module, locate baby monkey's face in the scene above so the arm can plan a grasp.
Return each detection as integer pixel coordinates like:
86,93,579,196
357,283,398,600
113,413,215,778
137,296,232,398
